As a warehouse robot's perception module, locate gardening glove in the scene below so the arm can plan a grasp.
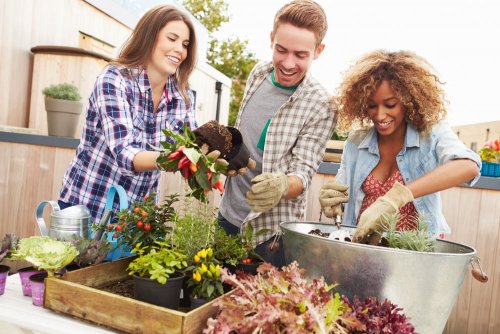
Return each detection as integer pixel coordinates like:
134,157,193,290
354,182,414,245
246,172,288,213
225,158,256,177
200,143,229,169
319,180,349,219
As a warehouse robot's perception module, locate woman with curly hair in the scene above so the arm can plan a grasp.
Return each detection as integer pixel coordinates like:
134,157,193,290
319,50,481,244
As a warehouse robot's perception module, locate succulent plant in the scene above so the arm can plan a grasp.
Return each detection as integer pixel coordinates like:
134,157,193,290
384,213,436,252
0,234,19,262
71,238,113,268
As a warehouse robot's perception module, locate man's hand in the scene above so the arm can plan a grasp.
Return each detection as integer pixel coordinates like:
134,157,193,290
201,143,229,169
354,182,414,245
319,180,349,218
246,173,288,212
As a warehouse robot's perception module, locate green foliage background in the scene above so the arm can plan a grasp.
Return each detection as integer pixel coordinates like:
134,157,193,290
181,0,258,126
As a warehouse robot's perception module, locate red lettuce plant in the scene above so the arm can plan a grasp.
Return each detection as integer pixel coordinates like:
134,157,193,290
342,295,415,333
203,261,415,333
203,261,353,334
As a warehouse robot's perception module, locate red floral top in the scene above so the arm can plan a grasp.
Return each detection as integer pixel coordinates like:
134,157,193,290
358,170,418,231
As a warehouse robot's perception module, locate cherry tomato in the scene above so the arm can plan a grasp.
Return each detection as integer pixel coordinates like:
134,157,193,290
133,207,140,214
112,233,118,239
116,225,123,232
144,195,150,201
141,211,147,218
144,223,151,232
137,221,144,229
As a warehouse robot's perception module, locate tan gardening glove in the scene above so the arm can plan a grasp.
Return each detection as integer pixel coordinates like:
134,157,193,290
319,180,349,219
246,172,289,213
354,182,414,245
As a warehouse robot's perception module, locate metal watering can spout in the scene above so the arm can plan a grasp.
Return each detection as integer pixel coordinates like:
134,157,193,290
35,201,92,241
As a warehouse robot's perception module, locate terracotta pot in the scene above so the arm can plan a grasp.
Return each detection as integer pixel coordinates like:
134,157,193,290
133,272,184,310
0,264,10,295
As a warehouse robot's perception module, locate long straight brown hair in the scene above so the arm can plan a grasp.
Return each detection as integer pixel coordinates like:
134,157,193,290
114,5,197,105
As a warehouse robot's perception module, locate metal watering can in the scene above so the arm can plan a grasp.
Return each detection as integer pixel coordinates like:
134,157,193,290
35,185,131,261
36,201,92,241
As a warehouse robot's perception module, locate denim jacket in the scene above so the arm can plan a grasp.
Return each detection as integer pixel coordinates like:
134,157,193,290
336,121,481,235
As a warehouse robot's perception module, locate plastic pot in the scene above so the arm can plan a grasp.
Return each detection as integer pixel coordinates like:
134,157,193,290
18,266,45,296
133,272,184,310
29,272,48,306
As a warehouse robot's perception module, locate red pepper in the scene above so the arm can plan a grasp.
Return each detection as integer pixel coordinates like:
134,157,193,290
181,167,191,179
206,171,212,181
189,162,198,173
214,180,224,193
178,156,190,170
167,151,182,160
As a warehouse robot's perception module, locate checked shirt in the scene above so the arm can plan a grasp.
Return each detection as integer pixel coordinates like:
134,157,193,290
59,65,196,223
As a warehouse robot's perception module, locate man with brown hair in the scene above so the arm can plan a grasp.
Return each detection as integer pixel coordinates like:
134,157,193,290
218,0,336,267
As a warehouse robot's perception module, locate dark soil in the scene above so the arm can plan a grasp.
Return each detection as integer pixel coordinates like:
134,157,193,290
98,278,134,299
194,120,233,156
308,229,389,245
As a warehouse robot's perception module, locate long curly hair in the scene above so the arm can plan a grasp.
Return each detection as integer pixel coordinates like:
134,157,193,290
334,50,447,134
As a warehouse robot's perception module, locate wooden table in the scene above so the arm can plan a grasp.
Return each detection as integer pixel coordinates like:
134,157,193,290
0,273,116,333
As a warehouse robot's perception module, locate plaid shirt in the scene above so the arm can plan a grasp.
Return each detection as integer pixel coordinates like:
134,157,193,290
238,62,337,245
60,65,196,223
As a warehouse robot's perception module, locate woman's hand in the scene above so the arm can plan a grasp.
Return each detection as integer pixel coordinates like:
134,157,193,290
319,180,349,218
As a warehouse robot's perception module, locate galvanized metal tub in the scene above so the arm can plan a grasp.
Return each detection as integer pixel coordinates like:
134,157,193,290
280,222,476,334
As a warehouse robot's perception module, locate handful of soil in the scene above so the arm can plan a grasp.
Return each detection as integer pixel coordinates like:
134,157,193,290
193,120,233,157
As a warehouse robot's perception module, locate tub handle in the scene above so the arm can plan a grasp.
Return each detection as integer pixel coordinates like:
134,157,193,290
471,256,488,283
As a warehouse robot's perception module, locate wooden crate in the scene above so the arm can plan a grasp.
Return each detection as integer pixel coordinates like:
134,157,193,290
44,257,220,334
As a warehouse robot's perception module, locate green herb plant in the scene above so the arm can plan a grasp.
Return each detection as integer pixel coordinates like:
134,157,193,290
384,213,436,252
127,241,188,284
42,83,81,101
168,196,217,265
156,126,227,202
212,226,246,267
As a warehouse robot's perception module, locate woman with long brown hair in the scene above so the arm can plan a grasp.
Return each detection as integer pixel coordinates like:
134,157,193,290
59,5,198,222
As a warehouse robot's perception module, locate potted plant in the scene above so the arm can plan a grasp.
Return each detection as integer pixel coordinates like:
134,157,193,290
42,82,83,137
0,234,19,296
112,193,179,252
11,236,79,306
69,237,114,269
127,241,188,309
186,247,224,309
478,139,500,177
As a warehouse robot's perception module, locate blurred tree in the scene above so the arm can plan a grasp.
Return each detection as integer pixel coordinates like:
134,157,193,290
181,0,258,126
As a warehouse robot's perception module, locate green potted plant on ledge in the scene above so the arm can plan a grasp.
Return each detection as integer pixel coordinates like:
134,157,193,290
127,241,188,310
42,83,83,137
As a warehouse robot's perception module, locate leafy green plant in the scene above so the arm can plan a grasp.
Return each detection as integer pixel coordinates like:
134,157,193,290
239,223,267,263
42,83,81,101
156,125,227,201
127,241,188,284
186,247,224,301
384,213,436,252
212,226,246,267
11,236,79,277
113,193,179,251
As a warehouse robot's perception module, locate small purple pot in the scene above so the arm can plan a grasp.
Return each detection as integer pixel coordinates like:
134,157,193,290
18,267,45,296
0,265,10,295
29,272,48,306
